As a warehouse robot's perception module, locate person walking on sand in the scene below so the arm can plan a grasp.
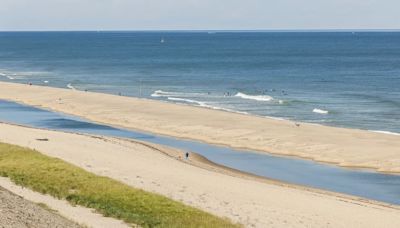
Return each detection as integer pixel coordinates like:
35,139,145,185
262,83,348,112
185,152,190,160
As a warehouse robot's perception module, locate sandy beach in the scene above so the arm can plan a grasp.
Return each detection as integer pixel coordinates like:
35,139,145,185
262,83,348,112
0,81,399,173
0,122,400,227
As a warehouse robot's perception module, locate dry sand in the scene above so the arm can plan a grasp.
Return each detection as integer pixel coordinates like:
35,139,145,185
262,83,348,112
0,81,399,173
1,123,400,228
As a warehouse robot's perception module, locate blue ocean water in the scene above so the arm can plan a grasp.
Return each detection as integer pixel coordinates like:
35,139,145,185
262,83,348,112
0,31,399,133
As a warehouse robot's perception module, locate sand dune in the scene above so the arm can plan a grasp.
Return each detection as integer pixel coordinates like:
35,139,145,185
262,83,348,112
0,123,400,227
0,81,399,173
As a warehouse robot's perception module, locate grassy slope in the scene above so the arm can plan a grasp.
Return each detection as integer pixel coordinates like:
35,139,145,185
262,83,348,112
0,143,240,228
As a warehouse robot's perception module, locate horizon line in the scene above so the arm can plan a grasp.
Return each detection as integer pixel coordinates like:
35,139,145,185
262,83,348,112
1,29,400,33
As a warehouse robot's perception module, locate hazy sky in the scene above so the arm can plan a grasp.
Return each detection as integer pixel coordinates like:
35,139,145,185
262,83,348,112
1,0,399,31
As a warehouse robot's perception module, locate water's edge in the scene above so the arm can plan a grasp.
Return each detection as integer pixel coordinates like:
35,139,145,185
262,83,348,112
0,99,399,205
1,32,400,133
4,89,400,176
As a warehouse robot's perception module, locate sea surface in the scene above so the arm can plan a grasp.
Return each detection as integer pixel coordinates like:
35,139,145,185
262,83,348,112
0,31,399,133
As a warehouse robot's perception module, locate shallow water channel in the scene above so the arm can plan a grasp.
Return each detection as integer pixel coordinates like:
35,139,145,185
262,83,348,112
0,100,399,205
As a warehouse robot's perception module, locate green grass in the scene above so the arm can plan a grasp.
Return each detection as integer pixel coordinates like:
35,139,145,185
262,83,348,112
0,143,240,228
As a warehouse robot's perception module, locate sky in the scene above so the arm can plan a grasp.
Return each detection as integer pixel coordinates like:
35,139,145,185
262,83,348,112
0,0,399,31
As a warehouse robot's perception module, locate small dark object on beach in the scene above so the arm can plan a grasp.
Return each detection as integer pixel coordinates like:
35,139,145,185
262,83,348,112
185,152,189,159
36,138,49,141
295,123,301,127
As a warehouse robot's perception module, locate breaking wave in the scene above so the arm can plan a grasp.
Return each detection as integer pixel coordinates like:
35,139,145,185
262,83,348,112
313,108,329,114
234,92,274,101
0,72,14,80
167,97,203,105
67,83,76,90
151,90,207,98
369,130,400,136
167,97,248,114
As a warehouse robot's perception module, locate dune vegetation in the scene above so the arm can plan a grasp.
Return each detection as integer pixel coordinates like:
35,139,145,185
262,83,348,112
0,142,239,228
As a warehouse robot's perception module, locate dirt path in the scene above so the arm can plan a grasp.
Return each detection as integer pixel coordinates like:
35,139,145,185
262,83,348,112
0,187,81,228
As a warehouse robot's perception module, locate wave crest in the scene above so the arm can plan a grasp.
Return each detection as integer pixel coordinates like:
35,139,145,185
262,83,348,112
370,130,400,136
151,90,207,98
313,108,329,114
67,83,76,90
234,92,273,101
167,97,248,114
167,97,203,105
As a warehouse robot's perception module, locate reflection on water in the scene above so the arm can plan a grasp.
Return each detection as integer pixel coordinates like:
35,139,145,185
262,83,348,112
0,100,399,205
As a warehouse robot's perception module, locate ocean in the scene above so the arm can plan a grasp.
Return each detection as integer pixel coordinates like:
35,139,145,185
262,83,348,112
0,31,399,133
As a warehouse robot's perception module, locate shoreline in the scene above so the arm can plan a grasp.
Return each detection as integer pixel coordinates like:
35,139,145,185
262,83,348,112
3,118,400,207
152,90,400,137
0,81,399,174
1,122,400,227
5,80,400,136
134,137,400,210
6,98,398,176
1,120,399,210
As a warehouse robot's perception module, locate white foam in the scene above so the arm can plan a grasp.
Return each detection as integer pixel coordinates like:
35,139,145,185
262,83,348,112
151,90,207,98
167,97,202,104
0,70,50,80
265,116,286,121
151,90,170,97
370,130,400,136
234,92,274,101
199,103,249,114
67,83,76,90
44,80,49,84
0,72,13,79
0,72,13,80
313,108,329,114
167,97,248,115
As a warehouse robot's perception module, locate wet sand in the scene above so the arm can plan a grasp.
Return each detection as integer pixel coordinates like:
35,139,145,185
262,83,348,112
0,81,399,173
1,122,400,227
